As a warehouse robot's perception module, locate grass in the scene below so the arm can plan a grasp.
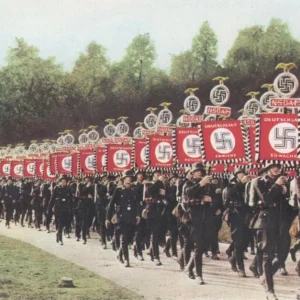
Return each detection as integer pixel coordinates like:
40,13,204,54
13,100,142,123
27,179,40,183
0,236,142,300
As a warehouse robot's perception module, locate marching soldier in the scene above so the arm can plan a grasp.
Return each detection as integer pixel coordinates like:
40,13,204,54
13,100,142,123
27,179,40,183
1,176,19,229
183,163,214,285
164,173,178,259
132,171,145,260
106,170,141,267
48,175,72,245
249,163,293,300
0,177,7,220
31,179,43,231
95,176,108,249
224,168,250,277
19,179,32,227
76,176,94,244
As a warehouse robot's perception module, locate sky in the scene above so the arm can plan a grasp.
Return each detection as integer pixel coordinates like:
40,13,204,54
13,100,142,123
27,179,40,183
0,0,299,71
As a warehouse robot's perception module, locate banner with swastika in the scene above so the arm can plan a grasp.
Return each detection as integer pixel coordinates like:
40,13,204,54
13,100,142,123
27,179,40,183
43,160,56,181
23,159,36,178
34,159,44,178
198,120,249,164
132,139,147,170
79,149,95,175
0,160,11,176
95,147,106,173
49,154,57,175
106,144,132,173
175,127,202,165
56,153,72,175
10,160,23,178
148,135,174,169
255,113,300,165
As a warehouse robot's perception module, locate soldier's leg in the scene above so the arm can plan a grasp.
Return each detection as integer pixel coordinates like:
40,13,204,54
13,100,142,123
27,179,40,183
120,225,130,266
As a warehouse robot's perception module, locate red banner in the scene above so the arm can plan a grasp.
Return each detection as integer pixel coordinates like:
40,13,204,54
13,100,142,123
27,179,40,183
0,160,11,177
176,127,202,165
256,113,299,163
96,147,106,173
133,139,147,170
35,160,44,178
199,120,247,163
106,144,132,173
10,160,24,178
23,159,36,178
79,149,95,175
43,160,56,181
56,153,72,175
148,135,174,168
72,152,79,176
49,153,57,175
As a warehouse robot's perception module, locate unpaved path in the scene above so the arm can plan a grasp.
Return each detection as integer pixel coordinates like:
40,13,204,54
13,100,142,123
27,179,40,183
0,223,299,300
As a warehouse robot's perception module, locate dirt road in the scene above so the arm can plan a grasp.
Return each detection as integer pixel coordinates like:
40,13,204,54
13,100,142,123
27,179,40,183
0,223,299,300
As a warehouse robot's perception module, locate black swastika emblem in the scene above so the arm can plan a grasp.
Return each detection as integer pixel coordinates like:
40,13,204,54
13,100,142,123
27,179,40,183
160,111,171,124
185,138,201,155
115,152,129,166
147,116,156,127
63,158,72,170
16,166,23,175
28,164,34,173
273,127,296,149
4,165,10,173
86,156,94,169
186,99,198,112
214,132,233,150
157,144,172,161
247,102,259,116
213,88,227,104
278,76,294,93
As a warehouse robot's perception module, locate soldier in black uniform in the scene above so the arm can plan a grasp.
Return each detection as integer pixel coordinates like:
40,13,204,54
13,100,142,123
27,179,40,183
31,179,43,231
106,170,141,267
249,163,293,300
224,168,250,277
13,180,22,225
1,176,19,229
41,181,52,231
164,173,179,259
132,171,146,260
19,179,32,227
0,177,7,220
183,163,214,285
48,175,72,245
142,171,165,266
76,176,94,244
95,176,108,249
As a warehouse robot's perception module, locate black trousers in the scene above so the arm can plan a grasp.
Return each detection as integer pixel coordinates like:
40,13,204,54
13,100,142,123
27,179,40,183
55,212,68,243
256,229,278,293
119,223,136,261
178,225,192,268
96,209,107,245
145,218,160,260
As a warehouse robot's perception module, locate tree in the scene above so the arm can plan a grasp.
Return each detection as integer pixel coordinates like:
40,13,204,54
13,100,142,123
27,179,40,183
191,21,218,78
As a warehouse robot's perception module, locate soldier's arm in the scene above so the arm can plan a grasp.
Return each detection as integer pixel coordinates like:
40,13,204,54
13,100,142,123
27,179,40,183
106,188,118,221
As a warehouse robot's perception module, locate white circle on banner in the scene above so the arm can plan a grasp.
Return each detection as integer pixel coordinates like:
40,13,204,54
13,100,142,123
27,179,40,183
144,113,158,130
85,155,95,171
113,150,130,168
274,72,299,98
268,122,297,154
183,134,201,158
259,91,278,112
62,156,72,171
210,128,236,154
101,154,106,167
3,163,10,174
158,109,173,125
155,142,172,163
27,163,35,175
183,95,201,115
116,122,129,137
140,146,147,164
40,163,44,174
47,166,55,178
210,84,230,106
14,164,23,176
88,129,99,142
244,99,261,118
133,127,145,139
104,124,116,137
